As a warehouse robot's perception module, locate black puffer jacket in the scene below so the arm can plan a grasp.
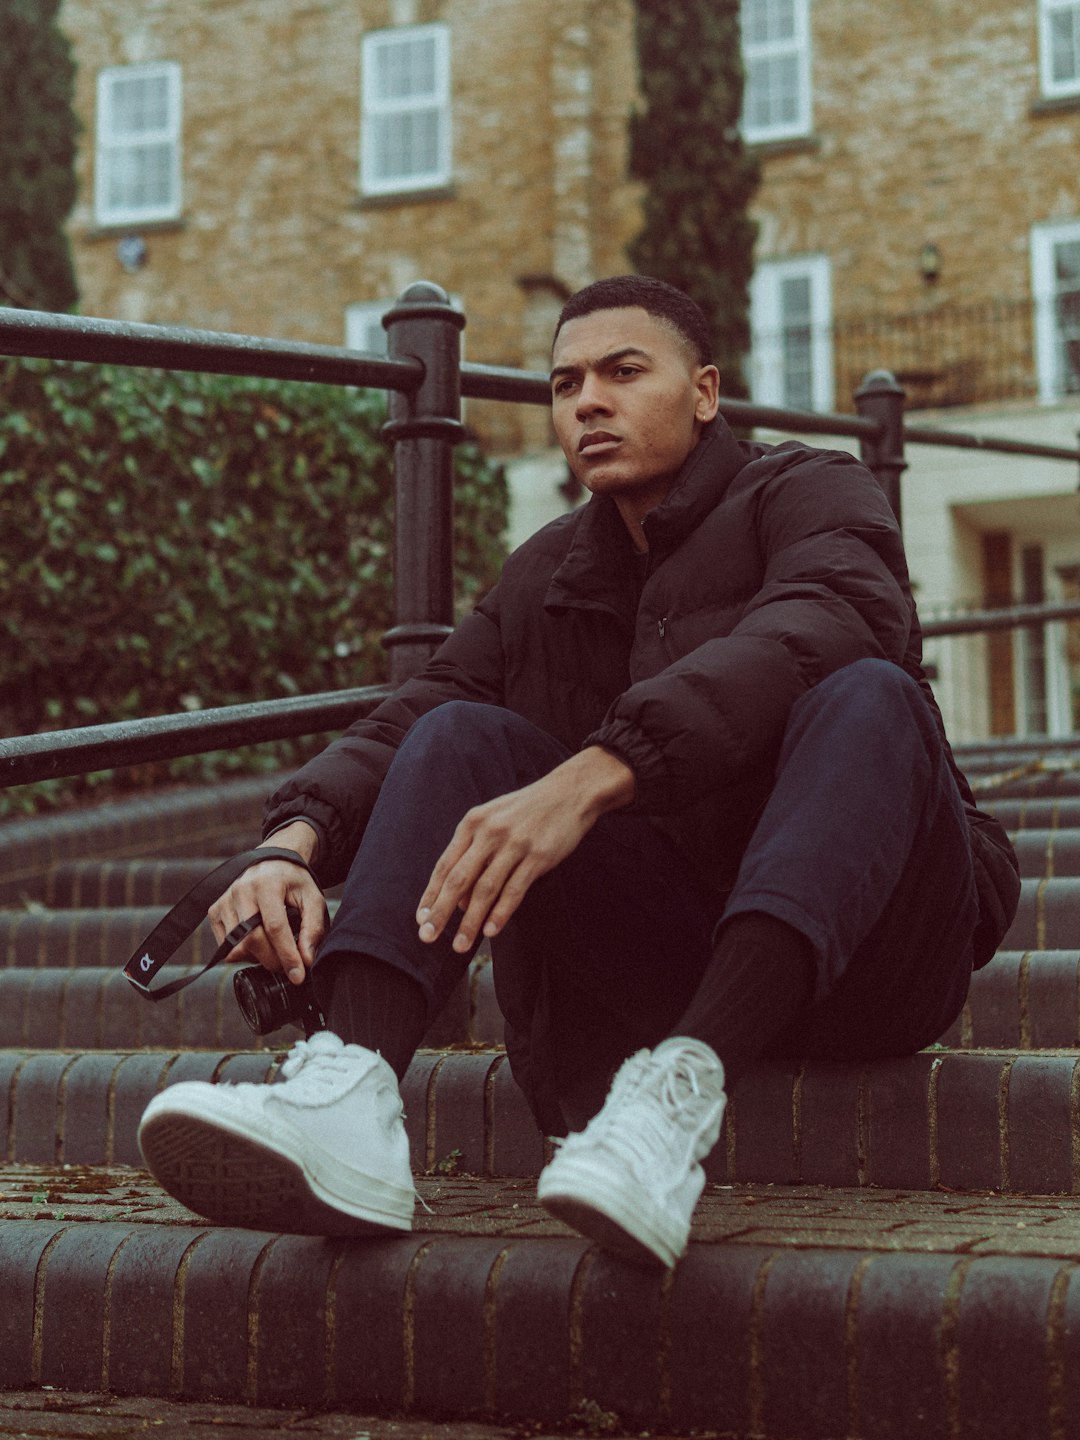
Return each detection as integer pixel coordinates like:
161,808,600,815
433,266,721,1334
265,418,1019,969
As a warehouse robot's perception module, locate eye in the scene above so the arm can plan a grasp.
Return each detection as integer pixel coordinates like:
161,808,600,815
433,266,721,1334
552,377,578,397
613,364,642,379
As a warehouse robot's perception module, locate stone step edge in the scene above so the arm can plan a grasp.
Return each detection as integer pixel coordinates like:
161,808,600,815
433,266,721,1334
0,957,496,1053
1,1209,1077,1436
949,949,1080,1051
1002,875,1080,950
4,1044,1080,1195
9,871,1080,968
0,775,278,906
4,947,1080,1059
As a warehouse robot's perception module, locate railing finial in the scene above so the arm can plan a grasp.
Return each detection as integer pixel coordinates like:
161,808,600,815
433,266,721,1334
855,369,907,525
380,282,467,684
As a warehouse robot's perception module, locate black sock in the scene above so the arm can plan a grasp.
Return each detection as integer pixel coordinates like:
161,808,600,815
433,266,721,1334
312,953,428,1081
672,912,816,1092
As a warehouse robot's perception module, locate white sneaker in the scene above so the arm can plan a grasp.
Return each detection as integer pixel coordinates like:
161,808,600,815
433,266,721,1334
138,1030,415,1236
536,1037,726,1269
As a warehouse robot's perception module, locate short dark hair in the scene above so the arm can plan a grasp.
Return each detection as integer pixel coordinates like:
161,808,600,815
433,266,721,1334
553,274,714,367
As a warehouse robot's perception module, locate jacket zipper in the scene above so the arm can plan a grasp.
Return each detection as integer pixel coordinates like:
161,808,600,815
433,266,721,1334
657,616,674,659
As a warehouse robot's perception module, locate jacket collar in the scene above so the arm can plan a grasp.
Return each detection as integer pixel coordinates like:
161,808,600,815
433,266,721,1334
544,418,747,616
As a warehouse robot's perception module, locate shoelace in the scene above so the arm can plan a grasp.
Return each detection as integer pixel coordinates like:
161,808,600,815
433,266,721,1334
276,1038,362,1097
555,1047,717,1174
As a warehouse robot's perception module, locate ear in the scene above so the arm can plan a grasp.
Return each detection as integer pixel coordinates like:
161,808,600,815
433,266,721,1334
694,364,721,424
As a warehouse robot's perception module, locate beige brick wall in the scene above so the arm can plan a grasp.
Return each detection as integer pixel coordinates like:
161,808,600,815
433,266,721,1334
58,0,1080,434
754,0,1080,319
60,0,642,454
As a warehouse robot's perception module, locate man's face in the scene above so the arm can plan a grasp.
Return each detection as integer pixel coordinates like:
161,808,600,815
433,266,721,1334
550,306,719,517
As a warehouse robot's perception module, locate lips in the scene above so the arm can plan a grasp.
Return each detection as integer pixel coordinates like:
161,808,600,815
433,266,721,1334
578,430,621,454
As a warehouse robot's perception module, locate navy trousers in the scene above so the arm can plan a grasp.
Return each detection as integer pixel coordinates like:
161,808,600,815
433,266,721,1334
317,658,978,1132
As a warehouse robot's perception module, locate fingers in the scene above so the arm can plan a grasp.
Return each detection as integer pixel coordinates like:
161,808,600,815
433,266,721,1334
208,860,328,983
416,804,551,954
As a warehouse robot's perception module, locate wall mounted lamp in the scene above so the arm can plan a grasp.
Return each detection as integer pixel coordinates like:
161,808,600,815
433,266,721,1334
919,242,941,284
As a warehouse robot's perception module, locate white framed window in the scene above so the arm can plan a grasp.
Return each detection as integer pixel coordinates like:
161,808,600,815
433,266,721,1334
361,24,452,197
740,0,812,143
750,255,833,412
1031,220,1080,402
1039,0,1080,98
95,63,182,227
346,301,393,356
345,294,463,355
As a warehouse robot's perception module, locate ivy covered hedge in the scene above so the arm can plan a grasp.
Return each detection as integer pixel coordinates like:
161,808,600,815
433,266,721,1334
0,359,508,811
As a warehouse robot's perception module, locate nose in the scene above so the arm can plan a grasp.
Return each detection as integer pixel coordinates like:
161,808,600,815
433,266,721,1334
575,373,612,419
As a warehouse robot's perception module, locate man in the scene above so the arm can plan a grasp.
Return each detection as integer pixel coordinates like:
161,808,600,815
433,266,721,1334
139,275,1019,1270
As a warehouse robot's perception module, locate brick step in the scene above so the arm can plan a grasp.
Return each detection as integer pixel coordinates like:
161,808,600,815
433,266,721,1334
3,945,1077,1058
0,906,209,970
1009,827,1080,876
0,899,351,971
43,857,232,909
964,763,1080,798
41,856,349,909
944,951,1080,1049
0,775,274,907
1001,876,1080,948
0,957,498,1053
3,1044,1079,1195
984,795,1080,830
2,1167,1080,1435
25,820,1080,901
6,873,1077,976
29,827,1080,909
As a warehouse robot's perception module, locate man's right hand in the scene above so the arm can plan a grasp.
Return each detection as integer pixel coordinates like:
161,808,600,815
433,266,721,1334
207,820,329,984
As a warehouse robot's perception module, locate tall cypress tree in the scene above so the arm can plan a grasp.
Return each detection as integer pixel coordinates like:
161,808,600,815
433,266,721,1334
0,0,79,311
628,0,759,399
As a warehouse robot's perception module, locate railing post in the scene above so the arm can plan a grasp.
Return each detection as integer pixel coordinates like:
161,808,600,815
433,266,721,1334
854,369,907,526
380,281,466,684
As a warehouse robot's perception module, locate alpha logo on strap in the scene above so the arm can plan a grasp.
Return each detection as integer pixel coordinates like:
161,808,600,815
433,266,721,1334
121,846,315,1002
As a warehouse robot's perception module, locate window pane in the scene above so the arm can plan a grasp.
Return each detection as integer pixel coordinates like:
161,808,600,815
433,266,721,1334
746,54,799,131
374,34,438,102
742,0,796,46
1054,240,1080,394
1050,8,1080,82
107,143,174,212
109,73,171,136
780,275,813,409
741,0,806,137
373,108,440,182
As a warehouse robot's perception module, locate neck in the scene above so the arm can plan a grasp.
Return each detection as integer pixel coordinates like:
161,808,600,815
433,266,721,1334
615,498,651,553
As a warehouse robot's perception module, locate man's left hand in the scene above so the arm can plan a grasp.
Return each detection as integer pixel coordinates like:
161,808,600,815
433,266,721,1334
416,745,635,954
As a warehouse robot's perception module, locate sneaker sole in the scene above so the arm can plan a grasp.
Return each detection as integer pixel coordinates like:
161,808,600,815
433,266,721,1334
539,1190,675,1269
139,1108,414,1238
537,1160,684,1270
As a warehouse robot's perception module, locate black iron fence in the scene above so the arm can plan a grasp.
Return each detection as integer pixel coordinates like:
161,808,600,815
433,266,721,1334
1,280,1080,791
833,298,1037,411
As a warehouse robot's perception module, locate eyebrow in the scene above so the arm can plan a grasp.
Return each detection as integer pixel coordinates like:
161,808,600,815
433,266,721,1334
549,345,653,385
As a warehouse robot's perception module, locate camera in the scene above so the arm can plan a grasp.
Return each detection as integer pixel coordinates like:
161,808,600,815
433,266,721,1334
231,905,326,1038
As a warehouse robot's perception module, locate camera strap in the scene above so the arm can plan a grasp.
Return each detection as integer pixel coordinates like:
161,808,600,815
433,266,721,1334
121,846,316,1002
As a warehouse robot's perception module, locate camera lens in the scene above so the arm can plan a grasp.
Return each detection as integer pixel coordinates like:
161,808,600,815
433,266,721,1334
234,967,297,1033
232,965,327,1038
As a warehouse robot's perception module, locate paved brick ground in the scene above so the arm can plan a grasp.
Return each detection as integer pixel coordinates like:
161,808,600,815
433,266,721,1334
0,1389,637,1439
4,1164,1080,1261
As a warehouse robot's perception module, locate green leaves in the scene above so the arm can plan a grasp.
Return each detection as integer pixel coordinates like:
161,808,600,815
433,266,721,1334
628,0,760,400
0,0,79,311
0,359,508,810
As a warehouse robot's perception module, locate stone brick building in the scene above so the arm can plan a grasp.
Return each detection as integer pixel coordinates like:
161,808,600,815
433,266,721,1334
56,0,1080,738
60,0,641,458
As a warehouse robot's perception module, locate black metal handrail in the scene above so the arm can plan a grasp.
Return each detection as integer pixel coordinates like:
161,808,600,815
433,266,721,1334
922,600,1080,638
3,283,1080,793
0,687,393,789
